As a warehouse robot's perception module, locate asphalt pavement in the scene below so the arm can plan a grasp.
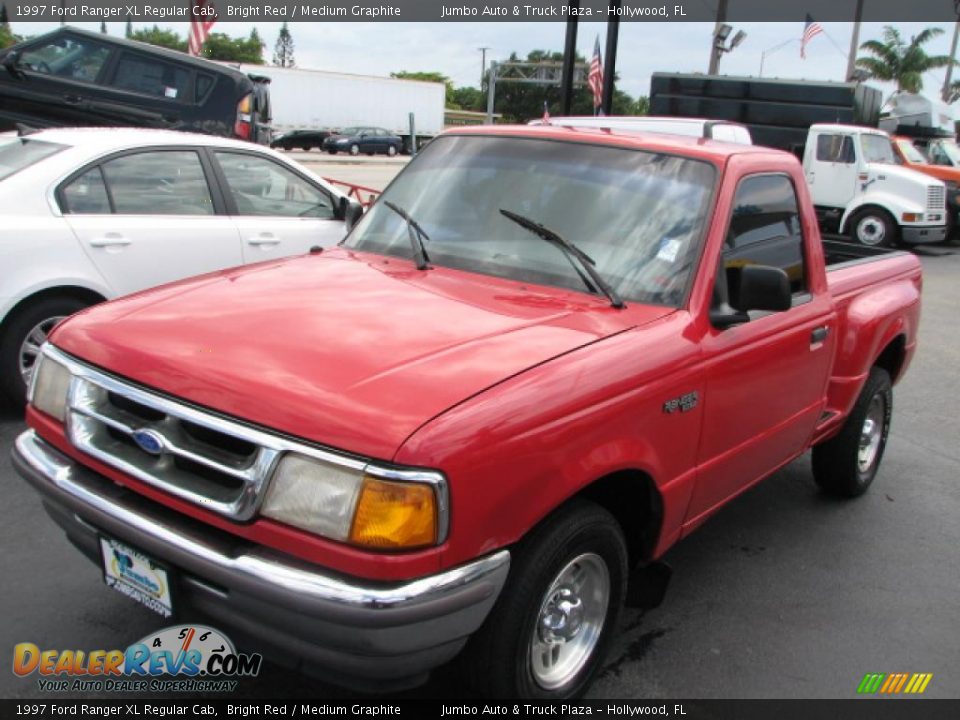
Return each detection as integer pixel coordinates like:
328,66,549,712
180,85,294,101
1,245,958,700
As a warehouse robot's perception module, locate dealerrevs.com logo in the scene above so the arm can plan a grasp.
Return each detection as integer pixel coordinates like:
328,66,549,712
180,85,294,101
13,625,262,693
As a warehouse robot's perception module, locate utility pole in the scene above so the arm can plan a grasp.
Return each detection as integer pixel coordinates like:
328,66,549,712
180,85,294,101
478,46,491,89
601,0,620,115
560,0,579,114
845,0,864,81
707,0,728,75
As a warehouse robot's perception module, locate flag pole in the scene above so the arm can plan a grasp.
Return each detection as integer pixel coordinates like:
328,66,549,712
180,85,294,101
845,0,864,81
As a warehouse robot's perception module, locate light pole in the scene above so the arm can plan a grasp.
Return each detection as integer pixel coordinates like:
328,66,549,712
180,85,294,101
478,47,491,89
942,1,960,102
759,39,799,78
710,23,747,75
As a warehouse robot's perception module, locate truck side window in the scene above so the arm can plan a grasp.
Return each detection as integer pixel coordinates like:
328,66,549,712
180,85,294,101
723,175,807,307
816,134,855,164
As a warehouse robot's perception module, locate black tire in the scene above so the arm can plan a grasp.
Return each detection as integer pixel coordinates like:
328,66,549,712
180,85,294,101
849,207,899,248
327,149,337,155
812,367,892,497
0,295,90,407
463,499,628,698
349,144,360,156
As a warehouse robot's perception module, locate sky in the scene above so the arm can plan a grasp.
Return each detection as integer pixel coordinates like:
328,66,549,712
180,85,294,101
9,19,960,103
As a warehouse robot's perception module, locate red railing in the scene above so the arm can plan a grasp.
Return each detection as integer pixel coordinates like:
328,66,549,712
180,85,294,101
323,178,381,208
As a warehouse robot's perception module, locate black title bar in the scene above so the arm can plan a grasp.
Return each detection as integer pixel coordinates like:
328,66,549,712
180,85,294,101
8,0,960,23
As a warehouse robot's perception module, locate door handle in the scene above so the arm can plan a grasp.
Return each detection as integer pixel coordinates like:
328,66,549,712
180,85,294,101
89,235,131,247
810,326,829,345
63,94,82,105
247,235,280,246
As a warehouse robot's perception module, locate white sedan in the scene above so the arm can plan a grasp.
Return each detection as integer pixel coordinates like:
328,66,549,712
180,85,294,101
0,127,355,405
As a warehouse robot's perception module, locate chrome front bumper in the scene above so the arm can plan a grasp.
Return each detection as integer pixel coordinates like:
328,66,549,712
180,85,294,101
12,429,510,691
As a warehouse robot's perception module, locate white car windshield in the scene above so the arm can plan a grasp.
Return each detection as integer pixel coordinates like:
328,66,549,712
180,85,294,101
0,137,67,182
345,135,717,307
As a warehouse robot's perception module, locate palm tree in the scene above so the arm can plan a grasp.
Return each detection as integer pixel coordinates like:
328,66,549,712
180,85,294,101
855,26,955,94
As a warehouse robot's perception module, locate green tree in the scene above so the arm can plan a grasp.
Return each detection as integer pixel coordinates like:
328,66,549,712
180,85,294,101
202,30,264,64
855,26,954,93
449,85,485,111
0,25,16,49
273,22,294,67
129,25,187,52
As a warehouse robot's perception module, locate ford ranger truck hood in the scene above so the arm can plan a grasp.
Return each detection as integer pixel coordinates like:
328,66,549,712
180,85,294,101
50,249,674,460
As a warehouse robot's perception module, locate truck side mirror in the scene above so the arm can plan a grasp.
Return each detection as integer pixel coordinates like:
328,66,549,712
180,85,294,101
734,265,792,312
710,265,792,330
343,200,364,232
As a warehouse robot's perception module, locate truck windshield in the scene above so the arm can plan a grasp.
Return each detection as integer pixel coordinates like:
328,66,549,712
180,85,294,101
0,137,67,182
934,140,960,165
344,135,716,307
861,134,897,164
896,139,928,164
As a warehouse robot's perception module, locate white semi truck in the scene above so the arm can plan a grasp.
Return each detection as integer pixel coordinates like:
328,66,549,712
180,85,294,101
222,63,445,153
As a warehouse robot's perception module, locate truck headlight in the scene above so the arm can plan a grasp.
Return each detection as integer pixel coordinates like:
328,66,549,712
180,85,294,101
261,453,444,549
28,351,71,422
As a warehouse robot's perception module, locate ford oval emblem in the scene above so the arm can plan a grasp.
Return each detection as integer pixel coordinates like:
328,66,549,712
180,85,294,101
132,429,165,456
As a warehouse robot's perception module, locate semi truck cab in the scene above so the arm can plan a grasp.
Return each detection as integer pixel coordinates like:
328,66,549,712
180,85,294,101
803,124,946,247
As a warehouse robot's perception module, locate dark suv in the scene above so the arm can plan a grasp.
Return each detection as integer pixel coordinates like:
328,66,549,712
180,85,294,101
0,28,271,144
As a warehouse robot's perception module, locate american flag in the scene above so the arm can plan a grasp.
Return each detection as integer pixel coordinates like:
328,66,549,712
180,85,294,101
588,35,604,114
188,0,217,57
800,14,823,59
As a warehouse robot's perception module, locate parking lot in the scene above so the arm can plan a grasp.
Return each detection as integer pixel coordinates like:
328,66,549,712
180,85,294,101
1,180,957,698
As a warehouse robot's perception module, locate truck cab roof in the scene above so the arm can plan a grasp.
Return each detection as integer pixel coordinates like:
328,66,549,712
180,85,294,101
447,124,780,164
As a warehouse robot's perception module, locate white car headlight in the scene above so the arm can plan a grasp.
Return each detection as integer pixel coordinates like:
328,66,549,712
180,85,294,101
29,350,71,422
261,453,444,549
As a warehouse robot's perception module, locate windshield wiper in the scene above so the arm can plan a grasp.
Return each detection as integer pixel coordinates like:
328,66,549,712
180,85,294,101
498,208,624,308
383,200,430,270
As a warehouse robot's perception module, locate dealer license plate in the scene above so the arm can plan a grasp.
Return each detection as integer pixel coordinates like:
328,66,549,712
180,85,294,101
99,536,174,617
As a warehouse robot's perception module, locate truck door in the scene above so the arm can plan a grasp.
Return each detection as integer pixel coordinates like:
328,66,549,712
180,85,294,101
687,173,836,523
806,131,858,210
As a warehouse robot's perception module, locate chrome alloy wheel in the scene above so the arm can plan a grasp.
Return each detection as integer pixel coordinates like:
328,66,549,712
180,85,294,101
858,394,885,473
530,552,610,690
19,315,66,387
856,216,886,246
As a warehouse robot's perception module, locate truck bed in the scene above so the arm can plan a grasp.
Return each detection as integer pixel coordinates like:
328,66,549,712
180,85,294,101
822,238,922,302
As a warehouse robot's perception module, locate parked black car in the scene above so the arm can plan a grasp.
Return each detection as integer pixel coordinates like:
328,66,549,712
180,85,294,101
271,129,333,151
322,127,403,156
0,28,271,144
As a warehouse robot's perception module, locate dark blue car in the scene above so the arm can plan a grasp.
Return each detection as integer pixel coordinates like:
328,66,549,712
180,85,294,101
322,126,403,156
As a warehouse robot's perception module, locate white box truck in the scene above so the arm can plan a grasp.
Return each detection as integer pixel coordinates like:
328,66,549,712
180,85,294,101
222,63,445,153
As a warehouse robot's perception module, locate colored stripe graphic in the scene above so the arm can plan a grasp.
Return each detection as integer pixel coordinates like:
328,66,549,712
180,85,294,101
858,672,932,694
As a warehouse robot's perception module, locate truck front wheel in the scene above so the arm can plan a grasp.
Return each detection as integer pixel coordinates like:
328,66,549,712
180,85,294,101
812,367,892,497
463,500,627,698
849,208,898,248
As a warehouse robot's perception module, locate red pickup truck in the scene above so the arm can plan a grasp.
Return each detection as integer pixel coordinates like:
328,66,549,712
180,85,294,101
13,125,922,698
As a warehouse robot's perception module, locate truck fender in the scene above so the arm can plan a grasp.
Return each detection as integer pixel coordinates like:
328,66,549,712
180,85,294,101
839,193,924,234
825,278,919,418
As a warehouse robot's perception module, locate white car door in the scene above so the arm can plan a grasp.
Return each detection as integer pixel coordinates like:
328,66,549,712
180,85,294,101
61,149,242,297
211,149,346,263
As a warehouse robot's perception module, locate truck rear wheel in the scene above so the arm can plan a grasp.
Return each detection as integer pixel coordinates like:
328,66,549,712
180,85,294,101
462,500,627,698
849,208,898,248
812,367,892,497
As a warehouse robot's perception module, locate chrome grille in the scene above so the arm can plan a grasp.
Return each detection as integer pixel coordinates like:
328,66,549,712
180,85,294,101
927,185,946,211
64,362,280,520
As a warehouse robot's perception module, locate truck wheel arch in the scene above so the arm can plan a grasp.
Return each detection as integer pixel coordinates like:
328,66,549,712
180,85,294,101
573,469,664,568
874,334,907,384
